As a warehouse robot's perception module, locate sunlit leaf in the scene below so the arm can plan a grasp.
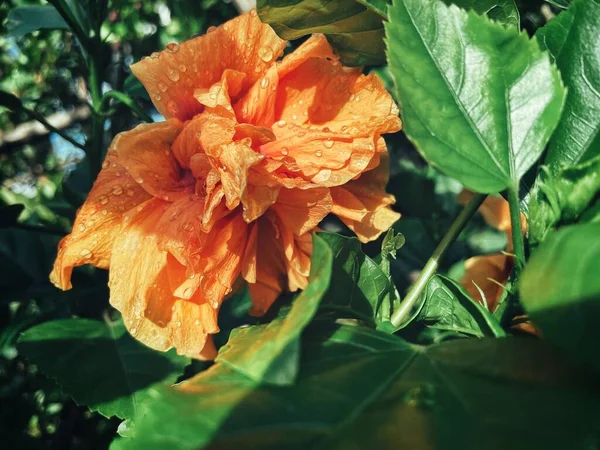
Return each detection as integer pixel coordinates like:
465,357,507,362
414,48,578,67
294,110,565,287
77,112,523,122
418,275,506,337
520,222,600,372
257,0,387,66
18,318,189,419
536,0,600,170
386,0,565,194
529,154,600,245
443,0,519,27
318,232,392,322
214,233,333,386
111,324,600,450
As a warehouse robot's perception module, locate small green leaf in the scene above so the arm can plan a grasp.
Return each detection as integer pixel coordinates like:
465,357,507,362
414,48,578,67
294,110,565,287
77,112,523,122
18,318,189,419
380,228,405,278
418,275,506,337
356,0,390,17
257,0,387,66
520,222,600,372
386,0,566,194
318,232,392,322
6,5,69,37
111,325,600,450
536,0,600,170
443,0,520,28
529,155,600,245
545,0,571,8
215,233,333,386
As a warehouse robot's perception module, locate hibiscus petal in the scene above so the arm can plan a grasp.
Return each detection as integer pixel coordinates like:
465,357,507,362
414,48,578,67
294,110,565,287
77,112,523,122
331,154,400,242
131,12,286,121
115,119,194,201
50,145,151,289
271,187,332,235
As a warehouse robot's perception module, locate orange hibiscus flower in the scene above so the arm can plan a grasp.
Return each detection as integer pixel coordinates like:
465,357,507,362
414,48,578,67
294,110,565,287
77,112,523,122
50,12,401,358
459,191,526,312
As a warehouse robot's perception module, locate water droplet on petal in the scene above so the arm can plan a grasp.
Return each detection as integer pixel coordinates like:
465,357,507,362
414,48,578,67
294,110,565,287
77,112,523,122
99,196,109,205
167,68,180,82
78,223,86,231
166,43,179,53
112,185,123,195
298,99,304,105
194,319,200,326
250,9,257,17
281,147,289,156
176,321,182,327
135,177,144,184
207,25,217,33
153,93,162,101
102,161,110,169
80,248,92,258
130,327,138,335
277,119,287,127
315,150,322,157
324,140,334,149
179,64,187,72
292,114,298,121
260,77,269,89
258,46,274,63
101,209,108,216
158,82,168,92
150,52,160,59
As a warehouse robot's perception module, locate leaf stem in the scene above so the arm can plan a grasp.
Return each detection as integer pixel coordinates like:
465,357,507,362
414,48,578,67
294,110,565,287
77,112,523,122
22,107,86,150
100,91,153,123
390,193,487,328
507,185,525,275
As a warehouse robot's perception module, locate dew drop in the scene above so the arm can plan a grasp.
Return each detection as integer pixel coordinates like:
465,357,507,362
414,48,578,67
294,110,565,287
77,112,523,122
167,100,179,113
194,319,200,326
135,177,144,184
78,223,86,232
207,25,217,33
167,68,180,82
80,248,92,258
260,77,269,89
324,140,334,149
176,321,182,327
250,8,257,17
158,82,168,92
258,46,274,63
315,150,323,157
166,42,179,53
276,119,287,127
99,196,109,205
112,185,124,195
179,64,187,72
153,93,162,101
292,114,298,121
281,148,289,156
101,209,108,216
150,52,160,59
298,99,304,105
130,327,138,335
102,161,110,169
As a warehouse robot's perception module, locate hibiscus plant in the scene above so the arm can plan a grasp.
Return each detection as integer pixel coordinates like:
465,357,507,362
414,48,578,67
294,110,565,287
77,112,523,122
1,0,599,448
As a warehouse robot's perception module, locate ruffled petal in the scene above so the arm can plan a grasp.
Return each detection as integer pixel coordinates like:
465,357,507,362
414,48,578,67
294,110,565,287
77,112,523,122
115,119,194,201
50,143,151,289
131,12,285,121
331,154,400,242
271,187,332,235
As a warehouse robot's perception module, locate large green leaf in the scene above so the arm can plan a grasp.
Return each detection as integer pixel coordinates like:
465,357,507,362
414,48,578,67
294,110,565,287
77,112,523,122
111,324,600,450
215,233,332,386
318,232,394,322
386,0,565,194
520,222,600,372
256,0,387,66
536,0,600,170
418,275,506,337
529,155,600,245
6,5,69,37
18,318,189,419
443,0,519,27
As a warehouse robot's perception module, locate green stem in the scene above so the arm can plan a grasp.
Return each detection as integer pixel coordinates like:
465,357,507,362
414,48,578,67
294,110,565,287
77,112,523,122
507,185,526,275
390,193,487,328
22,107,86,150
100,91,153,123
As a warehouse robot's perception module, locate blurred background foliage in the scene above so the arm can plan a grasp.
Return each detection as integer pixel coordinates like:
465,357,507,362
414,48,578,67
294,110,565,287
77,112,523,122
0,0,554,448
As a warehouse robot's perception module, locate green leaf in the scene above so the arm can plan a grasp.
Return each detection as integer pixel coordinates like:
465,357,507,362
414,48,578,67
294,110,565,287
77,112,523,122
6,5,69,37
256,0,387,66
545,0,571,9
215,233,332,386
529,155,600,245
520,222,600,372
418,275,506,337
385,0,566,194
442,0,520,28
18,318,189,419
111,324,600,450
318,232,393,322
356,0,389,17
536,0,600,170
